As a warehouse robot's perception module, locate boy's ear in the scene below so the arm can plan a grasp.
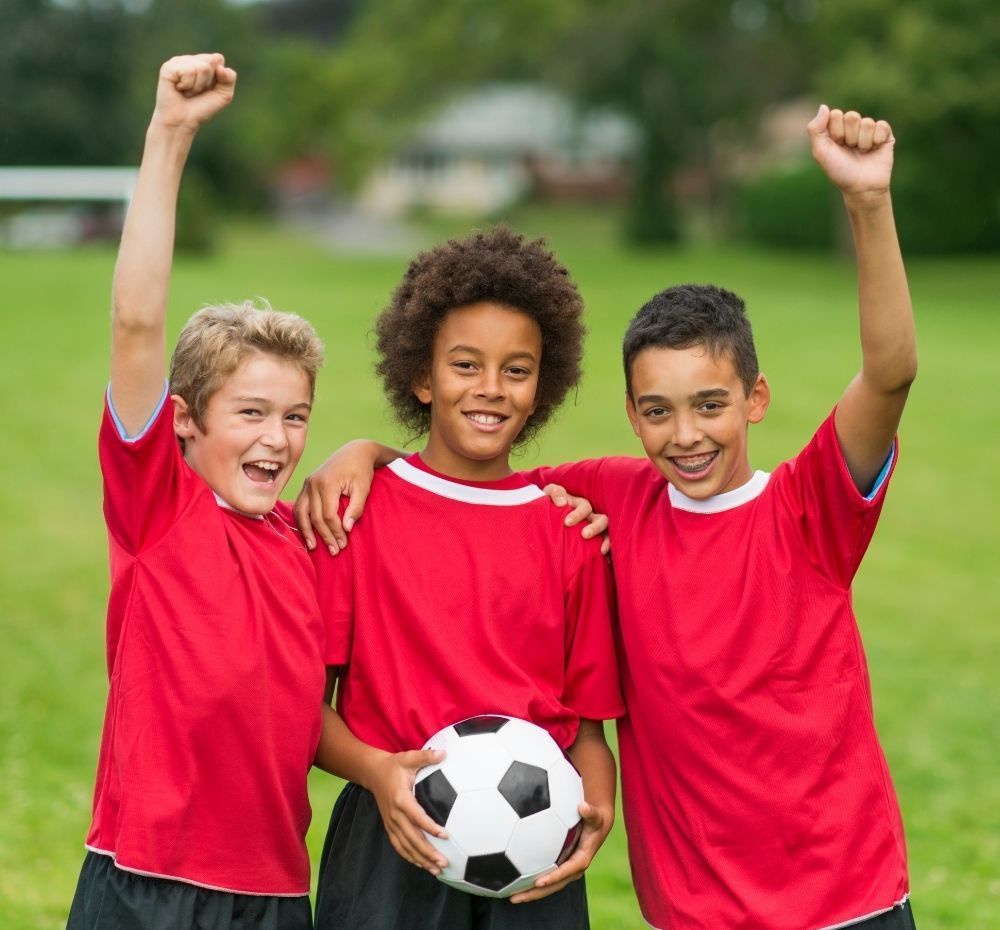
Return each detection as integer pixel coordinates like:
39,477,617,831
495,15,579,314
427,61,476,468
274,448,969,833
172,394,198,440
747,374,770,424
625,391,642,438
413,372,432,405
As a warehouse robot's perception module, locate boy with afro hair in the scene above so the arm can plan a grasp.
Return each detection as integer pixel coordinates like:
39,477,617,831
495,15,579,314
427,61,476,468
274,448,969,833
300,105,920,929
310,226,624,930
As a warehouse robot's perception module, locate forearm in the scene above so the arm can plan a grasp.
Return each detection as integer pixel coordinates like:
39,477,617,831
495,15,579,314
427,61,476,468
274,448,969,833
845,190,917,393
509,718,616,901
567,720,616,815
315,703,390,788
112,122,195,335
108,122,196,431
344,438,407,469
315,701,447,871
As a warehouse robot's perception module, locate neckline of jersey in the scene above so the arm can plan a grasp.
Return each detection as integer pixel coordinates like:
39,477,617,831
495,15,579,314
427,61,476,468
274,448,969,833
668,469,771,514
388,457,546,506
405,452,531,490
213,492,266,520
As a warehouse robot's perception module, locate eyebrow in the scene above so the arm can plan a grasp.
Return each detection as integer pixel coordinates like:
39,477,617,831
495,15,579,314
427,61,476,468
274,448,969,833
447,345,538,363
232,396,312,410
635,388,731,405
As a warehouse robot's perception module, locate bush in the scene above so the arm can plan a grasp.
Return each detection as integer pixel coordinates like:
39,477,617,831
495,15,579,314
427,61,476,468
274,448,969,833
175,169,220,256
891,155,1000,255
737,160,837,250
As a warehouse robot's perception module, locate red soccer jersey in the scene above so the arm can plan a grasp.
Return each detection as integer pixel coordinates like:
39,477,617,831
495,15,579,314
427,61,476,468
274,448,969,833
526,412,908,930
87,391,324,895
313,455,624,753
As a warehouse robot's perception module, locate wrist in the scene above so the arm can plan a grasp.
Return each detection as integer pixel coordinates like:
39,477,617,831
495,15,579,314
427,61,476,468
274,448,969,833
590,799,615,826
358,746,393,793
145,117,200,149
842,187,892,214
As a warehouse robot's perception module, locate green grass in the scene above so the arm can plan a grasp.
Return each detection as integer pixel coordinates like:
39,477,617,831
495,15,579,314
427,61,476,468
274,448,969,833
1,212,998,928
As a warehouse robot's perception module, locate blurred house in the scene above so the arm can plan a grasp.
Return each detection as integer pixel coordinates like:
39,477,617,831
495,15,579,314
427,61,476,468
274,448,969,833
723,98,819,179
0,167,136,248
359,84,639,216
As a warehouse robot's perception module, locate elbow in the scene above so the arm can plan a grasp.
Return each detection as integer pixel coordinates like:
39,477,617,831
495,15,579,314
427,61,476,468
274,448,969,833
873,350,917,395
896,351,918,392
111,305,160,338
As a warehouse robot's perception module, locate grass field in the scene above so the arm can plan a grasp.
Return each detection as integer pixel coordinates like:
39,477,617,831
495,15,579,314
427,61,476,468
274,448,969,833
1,208,998,928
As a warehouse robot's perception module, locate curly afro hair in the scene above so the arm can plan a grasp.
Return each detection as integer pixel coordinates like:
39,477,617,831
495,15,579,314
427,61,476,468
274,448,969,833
375,225,585,446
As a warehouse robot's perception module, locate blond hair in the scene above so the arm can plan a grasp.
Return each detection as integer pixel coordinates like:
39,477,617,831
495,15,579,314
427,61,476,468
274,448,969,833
169,300,324,430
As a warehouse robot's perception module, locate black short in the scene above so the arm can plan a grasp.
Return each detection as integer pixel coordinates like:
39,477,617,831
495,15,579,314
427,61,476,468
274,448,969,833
66,850,312,930
314,783,589,930
851,899,917,930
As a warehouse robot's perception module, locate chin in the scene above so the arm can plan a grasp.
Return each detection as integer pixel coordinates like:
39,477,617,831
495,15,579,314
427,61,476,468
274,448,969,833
666,472,722,500
228,488,282,516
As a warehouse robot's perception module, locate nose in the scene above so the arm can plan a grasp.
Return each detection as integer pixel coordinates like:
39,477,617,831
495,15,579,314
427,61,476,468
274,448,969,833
673,411,702,448
260,414,289,451
474,367,505,400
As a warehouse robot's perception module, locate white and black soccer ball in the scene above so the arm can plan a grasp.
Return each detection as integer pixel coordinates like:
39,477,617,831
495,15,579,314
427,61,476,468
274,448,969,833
413,715,584,898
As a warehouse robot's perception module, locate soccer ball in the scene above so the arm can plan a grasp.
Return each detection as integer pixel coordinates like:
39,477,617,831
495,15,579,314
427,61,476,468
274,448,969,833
413,715,584,898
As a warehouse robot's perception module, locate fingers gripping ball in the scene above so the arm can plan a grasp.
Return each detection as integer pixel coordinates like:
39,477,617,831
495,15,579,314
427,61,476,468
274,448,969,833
413,715,584,898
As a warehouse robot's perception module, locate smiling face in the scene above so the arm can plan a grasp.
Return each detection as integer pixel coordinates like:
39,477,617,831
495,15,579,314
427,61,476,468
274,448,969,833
626,344,770,499
414,302,542,481
173,351,312,514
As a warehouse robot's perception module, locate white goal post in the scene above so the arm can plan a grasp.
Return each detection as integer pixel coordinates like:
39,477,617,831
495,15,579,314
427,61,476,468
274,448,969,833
0,167,137,204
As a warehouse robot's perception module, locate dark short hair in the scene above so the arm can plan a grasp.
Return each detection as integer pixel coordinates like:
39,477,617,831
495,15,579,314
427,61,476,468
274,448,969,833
375,225,585,445
622,284,759,396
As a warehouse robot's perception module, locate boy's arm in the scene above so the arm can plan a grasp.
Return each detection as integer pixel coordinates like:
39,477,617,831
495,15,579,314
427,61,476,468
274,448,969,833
295,439,403,552
315,675,447,874
510,719,616,904
807,105,917,494
294,440,607,553
109,54,236,437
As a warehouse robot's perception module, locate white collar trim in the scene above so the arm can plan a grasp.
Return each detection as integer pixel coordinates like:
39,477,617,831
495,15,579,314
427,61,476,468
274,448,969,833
668,469,771,514
213,492,265,520
387,457,546,506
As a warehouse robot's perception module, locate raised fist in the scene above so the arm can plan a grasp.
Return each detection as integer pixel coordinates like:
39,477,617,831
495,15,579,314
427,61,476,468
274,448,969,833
153,53,237,131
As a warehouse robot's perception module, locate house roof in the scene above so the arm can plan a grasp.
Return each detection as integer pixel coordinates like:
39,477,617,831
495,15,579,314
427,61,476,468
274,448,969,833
409,84,638,159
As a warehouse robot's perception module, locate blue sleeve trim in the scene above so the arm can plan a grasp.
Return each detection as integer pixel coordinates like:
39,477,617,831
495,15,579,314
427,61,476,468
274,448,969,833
865,442,896,501
107,381,169,443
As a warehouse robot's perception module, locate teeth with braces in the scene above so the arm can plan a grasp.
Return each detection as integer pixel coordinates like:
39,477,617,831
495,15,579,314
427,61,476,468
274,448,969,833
672,453,716,472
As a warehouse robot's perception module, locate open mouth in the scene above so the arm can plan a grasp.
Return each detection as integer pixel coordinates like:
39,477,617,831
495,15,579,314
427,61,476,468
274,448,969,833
242,461,282,484
669,451,718,477
464,412,508,428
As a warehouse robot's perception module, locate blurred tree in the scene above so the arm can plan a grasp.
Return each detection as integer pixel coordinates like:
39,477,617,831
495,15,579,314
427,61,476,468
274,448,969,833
815,0,1000,252
128,0,264,208
0,0,141,165
546,0,817,242
0,0,270,208
264,0,362,43
316,0,817,243
311,0,582,186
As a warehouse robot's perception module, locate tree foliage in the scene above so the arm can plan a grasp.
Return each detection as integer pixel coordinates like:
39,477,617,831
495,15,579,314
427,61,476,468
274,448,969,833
815,0,1000,252
311,0,817,242
0,0,140,165
2,0,996,252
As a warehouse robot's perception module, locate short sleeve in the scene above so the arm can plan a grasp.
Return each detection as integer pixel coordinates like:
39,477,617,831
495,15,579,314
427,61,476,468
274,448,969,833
561,547,625,721
99,385,196,553
310,495,355,667
521,459,610,511
778,409,898,588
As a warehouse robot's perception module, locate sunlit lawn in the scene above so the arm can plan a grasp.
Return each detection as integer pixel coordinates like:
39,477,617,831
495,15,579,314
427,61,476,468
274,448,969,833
1,208,997,928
